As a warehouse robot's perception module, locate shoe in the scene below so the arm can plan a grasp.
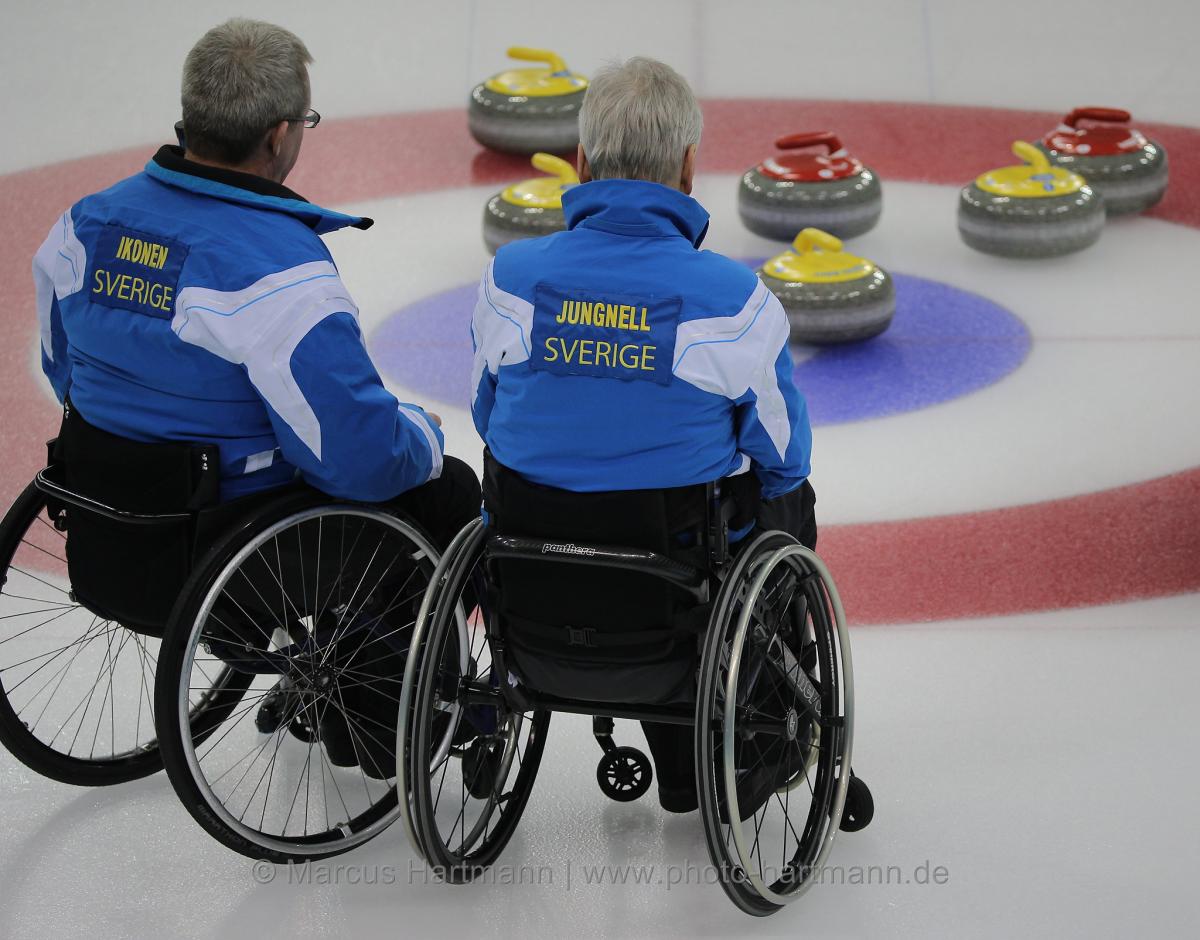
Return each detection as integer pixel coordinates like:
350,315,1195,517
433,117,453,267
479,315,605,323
839,772,874,832
658,783,699,814
254,678,296,734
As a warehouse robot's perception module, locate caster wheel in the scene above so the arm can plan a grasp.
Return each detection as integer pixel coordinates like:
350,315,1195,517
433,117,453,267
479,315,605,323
840,773,874,832
463,736,505,799
596,746,653,802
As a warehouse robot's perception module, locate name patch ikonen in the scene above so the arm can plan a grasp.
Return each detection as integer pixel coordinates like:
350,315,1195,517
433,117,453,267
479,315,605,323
89,225,188,319
529,283,680,386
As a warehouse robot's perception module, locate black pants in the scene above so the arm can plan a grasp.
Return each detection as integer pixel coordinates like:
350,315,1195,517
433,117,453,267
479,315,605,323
642,479,818,803
383,455,483,552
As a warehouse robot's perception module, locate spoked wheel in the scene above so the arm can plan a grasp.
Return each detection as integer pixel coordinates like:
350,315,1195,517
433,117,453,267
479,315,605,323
0,480,247,785
399,519,550,880
155,496,440,861
696,532,854,916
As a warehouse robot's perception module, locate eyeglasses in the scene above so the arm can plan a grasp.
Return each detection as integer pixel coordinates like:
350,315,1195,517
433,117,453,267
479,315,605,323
286,108,320,129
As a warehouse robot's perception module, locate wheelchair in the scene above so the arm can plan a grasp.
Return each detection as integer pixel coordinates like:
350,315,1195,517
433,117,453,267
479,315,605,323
0,403,441,861
398,458,873,916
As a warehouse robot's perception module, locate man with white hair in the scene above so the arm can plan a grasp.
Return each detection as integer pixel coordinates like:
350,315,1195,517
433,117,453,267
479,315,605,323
471,57,816,814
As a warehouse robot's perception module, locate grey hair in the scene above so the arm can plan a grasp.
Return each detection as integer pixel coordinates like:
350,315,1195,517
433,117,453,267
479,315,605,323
578,57,703,186
181,18,312,164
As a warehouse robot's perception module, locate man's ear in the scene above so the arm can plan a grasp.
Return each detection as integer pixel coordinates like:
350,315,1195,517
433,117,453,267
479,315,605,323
680,144,697,195
266,120,290,158
577,144,592,183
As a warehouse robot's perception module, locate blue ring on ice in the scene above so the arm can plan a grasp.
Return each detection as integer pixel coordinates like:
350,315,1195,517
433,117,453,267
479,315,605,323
369,267,1031,426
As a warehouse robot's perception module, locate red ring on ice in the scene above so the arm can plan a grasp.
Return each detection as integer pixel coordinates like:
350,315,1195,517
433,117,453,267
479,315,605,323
1,100,1198,622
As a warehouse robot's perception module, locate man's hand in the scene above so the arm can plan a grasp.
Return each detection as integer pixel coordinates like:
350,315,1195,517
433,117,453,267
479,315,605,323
426,411,442,427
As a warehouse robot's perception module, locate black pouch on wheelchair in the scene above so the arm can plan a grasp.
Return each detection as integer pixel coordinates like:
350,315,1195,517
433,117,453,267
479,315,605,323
483,455,712,706
51,401,219,636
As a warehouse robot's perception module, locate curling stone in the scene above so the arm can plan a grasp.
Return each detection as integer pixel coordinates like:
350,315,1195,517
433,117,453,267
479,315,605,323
738,132,882,241
1035,107,1168,215
468,47,588,155
758,228,895,344
958,141,1105,258
482,152,578,254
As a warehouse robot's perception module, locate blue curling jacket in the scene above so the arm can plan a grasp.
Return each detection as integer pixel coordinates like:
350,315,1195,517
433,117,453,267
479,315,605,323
33,146,442,502
471,179,811,500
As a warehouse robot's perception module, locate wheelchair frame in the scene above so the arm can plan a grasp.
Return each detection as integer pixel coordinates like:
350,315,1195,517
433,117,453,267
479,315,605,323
0,463,246,787
398,498,864,916
1,456,445,863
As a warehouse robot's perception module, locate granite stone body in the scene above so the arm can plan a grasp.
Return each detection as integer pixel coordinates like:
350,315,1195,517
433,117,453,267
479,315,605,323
761,267,895,344
482,197,566,254
1034,140,1168,215
957,183,1105,257
739,165,882,241
468,84,584,155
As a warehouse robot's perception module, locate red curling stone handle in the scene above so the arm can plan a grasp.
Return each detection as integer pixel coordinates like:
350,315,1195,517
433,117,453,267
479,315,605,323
775,131,842,154
1065,107,1131,127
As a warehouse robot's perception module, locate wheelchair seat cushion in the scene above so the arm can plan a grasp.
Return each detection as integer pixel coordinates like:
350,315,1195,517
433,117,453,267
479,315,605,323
53,402,220,635
482,454,714,705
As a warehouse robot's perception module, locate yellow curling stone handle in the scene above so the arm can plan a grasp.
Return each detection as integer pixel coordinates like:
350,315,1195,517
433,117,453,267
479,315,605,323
531,152,579,185
761,227,876,284
975,140,1085,198
793,227,844,254
506,46,569,74
484,47,587,97
1012,140,1051,172
500,152,580,208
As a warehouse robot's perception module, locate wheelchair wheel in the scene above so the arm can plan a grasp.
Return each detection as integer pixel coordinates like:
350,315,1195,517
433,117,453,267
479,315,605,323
596,746,653,802
155,495,441,861
0,480,248,785
696,531,855,915
398,519,550,880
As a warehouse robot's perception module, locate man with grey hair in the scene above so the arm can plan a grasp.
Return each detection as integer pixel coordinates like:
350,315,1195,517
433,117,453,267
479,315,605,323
471,58,817,815
34,19,480,776
36,16,477,520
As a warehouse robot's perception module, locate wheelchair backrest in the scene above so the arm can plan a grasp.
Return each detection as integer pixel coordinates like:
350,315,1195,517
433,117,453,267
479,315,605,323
47,401,220,635
482,454,716,704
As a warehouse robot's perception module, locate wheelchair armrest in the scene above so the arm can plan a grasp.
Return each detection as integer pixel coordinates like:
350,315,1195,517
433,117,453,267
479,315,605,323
34,466,193,526
486,534,709,599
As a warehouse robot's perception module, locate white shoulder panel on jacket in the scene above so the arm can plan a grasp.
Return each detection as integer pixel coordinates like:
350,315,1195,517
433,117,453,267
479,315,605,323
172,261,357,460
671,279,793,459
471,261,535,405
32,210,88,360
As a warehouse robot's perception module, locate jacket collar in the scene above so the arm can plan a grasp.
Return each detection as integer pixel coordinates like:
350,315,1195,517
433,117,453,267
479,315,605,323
561,179,710,247
144,146,373,235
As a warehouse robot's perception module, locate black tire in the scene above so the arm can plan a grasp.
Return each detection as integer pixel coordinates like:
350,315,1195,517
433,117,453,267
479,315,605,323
399,519,551,880
696,532,854,915
596,746,652,802
0,480,248,786
155,493,438,862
